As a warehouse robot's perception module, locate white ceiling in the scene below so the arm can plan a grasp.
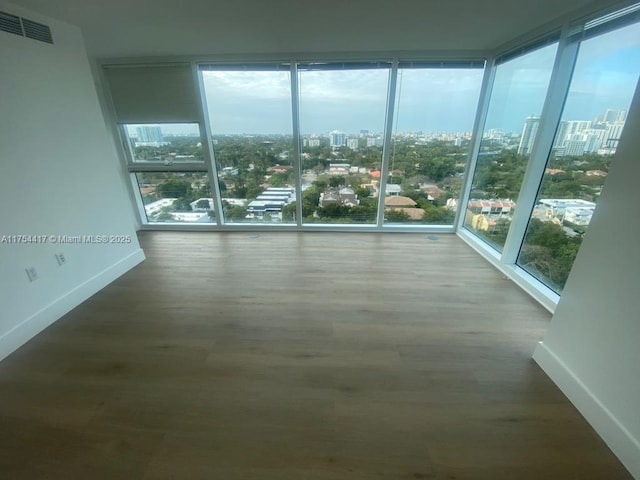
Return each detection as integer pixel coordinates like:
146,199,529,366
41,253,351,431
7,0,623,58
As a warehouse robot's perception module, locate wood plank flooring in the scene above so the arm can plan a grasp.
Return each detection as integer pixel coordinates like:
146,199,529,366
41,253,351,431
0,232,632,479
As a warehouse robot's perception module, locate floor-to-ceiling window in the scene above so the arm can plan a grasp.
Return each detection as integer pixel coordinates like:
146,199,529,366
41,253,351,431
102,2,640,309
297,62,391,225
104,64,214,224
201,65,295,224
516,20,640,292
385,62,484,225
463,42,558,249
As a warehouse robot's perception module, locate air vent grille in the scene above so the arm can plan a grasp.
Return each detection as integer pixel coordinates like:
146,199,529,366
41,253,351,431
0,11,23,36
0,10,53,44
22,18,53,44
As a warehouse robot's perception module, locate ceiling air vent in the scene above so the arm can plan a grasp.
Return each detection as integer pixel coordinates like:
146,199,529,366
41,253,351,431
22,18,53,44
0,11,23,36
0,11,53,44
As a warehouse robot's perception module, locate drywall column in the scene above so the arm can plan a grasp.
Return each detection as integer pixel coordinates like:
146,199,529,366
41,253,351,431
533,78,640,479
0,1,144,360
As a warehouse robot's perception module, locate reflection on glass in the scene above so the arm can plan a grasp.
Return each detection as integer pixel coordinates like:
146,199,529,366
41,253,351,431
463,44,558,250
298,64,390,224
125,123,203,163
385,66,483,224
135,172,214,223
201,66,294,224
517,21,640,292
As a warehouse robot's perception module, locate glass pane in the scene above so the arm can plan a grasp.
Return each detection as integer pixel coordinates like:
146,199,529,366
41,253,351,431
384,66,483,225
201,67,295,224
299,64,390,224
135,172,215,223
463,44,558,249
517,21,640,292
124,123,203,163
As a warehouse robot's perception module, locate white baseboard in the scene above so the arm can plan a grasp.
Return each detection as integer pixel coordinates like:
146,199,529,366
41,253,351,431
534,341,640,479
0,248,145,362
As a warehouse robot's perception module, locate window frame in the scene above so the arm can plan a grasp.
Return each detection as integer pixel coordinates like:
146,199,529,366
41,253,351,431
456,4,640,312
97,1,640,310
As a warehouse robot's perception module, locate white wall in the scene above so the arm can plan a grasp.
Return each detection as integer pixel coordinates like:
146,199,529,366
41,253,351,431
534,78,640,479
0,2,144,360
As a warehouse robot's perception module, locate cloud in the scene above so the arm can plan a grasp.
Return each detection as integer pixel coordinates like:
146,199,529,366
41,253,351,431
197,25,639,136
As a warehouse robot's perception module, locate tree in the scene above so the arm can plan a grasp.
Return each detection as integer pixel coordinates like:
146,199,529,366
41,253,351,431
312,180,327,190
328,176,345,188
317,203,351,218
156,178,192,199
518,218,583,290
196,199,210,209
226,205,248,221
282,202,297,222
421,204,455,224
386,209,411,222
172,198,193,211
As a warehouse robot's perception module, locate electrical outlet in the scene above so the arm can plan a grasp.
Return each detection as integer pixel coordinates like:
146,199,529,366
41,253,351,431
26,267,38,282
55,252,66,266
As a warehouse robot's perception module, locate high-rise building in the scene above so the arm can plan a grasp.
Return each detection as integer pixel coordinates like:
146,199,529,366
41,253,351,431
517,115,540,156
485,128,505,141
566,120,592,136
603,121,625,150
553,121,569,148
583,133,602,154
604,108,626,123
136,126,164,145
329,130,346,148
346,138,359,150
564,133,588,156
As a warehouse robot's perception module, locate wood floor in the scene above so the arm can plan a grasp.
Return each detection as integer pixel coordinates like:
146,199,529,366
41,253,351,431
0,232,632,479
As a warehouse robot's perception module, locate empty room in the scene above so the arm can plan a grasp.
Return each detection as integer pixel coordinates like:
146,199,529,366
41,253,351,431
1,0,639,478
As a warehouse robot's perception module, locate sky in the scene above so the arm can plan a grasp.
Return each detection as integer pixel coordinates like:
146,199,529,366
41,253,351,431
146,19,640,137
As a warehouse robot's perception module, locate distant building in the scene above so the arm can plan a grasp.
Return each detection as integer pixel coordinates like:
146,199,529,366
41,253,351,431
189,198,213,212
603,108,626,123
346,138,359,150
319,187,359,207
485,128,505,141
563,206,595,226
538,199,595,216
246,187,295,218
366,136,383,147
384,196,417,208
136,126,165,146
304,137,321,147
328,163,350,175
564,134,588,156
602,121,625,152
468,213,498,232
268,165,293,173
329,131,346,148
385,184,402,196
221,166,239,176
467,199,516,217
517,115,540,156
